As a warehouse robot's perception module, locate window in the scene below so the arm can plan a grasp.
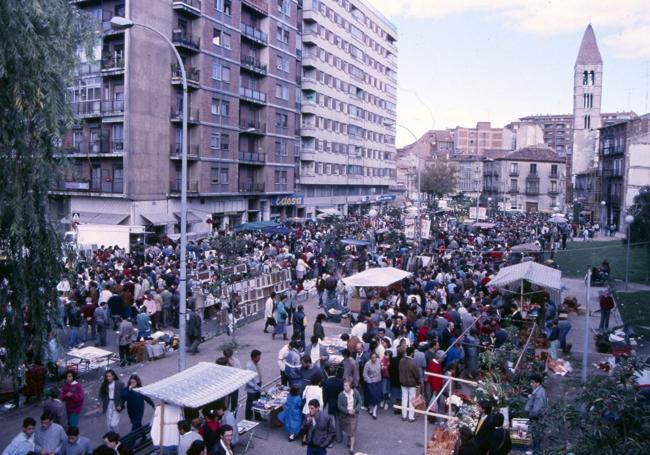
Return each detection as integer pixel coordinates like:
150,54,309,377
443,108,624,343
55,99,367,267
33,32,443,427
274,170,287,183
211,98,219,115
551,164,558,175
224,0,231,15
277,0,290,16
211,99,230,116
275,139,288,157
529,163,537,174
211,166,220,184
509,163,518,175
212,29,221,46
275,112,288,128
276,54,289,72
590,71,595,85
111,124,123,151
583,93,593,108
212,63,230,82
510,179,518,192
583,70,589,85
72,130,82,150
550,181,557,192
584,115,591,129
275,83,288,100
276,26,289,45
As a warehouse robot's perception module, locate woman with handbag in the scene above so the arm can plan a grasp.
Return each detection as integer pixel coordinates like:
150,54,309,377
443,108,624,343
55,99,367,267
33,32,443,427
337,379,361,455
362,352,383,419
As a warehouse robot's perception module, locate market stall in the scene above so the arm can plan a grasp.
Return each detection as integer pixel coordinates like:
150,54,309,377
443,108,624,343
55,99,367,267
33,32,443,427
137,362,257,451
342,267,413,313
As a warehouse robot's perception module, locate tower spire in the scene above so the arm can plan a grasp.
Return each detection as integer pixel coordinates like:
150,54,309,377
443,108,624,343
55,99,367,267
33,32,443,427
576,24,602,66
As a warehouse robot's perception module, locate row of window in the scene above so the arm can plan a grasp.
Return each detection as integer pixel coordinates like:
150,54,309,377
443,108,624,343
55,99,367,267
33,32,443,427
306,162,394,177
304,185,390,198
304,69,395,114
305,116,390,145
315,0,396,60
306,22,396,79
305,45,396,96
304,91,389,127
305,139,392,160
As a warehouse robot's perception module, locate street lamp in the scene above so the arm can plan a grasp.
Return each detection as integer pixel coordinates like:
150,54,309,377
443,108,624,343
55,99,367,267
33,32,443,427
110,16,189,371
625,214,634,291
487,197,492,217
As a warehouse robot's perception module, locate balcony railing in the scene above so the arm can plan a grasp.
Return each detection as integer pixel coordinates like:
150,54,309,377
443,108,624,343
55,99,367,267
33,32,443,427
171,30,200,52
171,64,200,86
508,188,519,194
53,176,123,194
548,189,560,195
170,143,200,158
170,180,199,193
75,62,101,76
101,54,125,72
549,172,560,179
70,100,102,117
239,87,266,104
525,187,540,195
239,182,265,192
172,0,202,16
240,56,267,75
101,99,125,114
170,107,200,123
241,0,269,15
239,151,266,163
273,183,289,191
239,119,266,133
240,23,268,45
65,139,124,155
508,170,519,177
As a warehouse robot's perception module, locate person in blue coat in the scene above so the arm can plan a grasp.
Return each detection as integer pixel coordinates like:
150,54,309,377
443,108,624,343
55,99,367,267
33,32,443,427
278,386,303,441
121,374,155,431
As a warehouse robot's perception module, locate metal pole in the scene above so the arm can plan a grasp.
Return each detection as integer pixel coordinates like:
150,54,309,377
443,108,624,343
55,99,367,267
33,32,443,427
417,157,421,251
581,268,591,383
133,23,189,371
625,224,631,291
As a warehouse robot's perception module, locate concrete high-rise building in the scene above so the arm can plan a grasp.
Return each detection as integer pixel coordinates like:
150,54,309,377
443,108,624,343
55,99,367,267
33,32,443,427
298,0,398,217
52,0,302,236
572,24,603,177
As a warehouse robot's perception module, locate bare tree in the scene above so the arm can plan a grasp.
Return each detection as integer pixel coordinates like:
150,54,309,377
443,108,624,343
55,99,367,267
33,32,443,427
420,162,458,197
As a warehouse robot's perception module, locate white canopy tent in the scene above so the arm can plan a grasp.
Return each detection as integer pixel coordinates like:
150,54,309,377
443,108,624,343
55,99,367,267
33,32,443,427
488,261,562,304
138,362,257,447
343,266,412,287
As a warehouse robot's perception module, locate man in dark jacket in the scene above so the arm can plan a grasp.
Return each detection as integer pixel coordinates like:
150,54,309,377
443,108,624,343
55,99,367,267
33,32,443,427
487,412,511,455
187,306,202,354
398,347,421,422
322,367,344,443
298,399,335,455
474,401,496,455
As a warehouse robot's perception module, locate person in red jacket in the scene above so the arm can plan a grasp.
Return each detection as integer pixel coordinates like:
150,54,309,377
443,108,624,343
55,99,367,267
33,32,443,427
426,350,445,413
60,370,84,427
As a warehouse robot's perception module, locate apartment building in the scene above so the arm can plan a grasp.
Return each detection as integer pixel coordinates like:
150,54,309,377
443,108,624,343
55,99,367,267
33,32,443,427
483,146,566,213
51,0,302,235
298,0,398,216
397,130,454,162
452,122,513,156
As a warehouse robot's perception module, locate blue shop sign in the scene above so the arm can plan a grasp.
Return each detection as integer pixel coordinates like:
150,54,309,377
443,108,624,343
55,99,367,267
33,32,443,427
376,194,396,202
273,194,304,206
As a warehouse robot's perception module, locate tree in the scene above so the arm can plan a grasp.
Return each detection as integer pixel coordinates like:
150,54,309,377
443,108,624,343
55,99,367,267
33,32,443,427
420,161,458,197
0,1,92,380
629,185,650,281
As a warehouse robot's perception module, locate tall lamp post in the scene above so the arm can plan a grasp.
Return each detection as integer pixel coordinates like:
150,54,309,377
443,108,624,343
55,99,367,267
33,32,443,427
487,197,492,218
385,121,421,249
110,16,189,371
625,214,634,291
600,200,606,237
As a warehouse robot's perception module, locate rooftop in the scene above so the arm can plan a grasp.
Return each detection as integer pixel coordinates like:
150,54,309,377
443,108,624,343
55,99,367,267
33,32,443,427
500,146,565,163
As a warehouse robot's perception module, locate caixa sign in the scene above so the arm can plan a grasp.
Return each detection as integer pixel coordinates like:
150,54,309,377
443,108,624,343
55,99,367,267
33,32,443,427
376,194,396,202
273,194,304,206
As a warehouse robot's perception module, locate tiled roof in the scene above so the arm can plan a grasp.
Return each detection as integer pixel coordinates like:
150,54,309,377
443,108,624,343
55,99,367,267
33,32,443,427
576,24,602,65
501,146,565,163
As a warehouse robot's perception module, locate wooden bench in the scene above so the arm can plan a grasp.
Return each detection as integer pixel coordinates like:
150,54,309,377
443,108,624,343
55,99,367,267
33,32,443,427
120,424,154,455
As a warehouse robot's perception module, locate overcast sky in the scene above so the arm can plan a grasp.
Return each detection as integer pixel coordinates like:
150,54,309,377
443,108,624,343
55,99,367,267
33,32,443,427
370,0,650,146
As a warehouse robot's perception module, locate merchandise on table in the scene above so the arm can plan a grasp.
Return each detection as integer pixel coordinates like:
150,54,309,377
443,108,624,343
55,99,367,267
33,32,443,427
253,385,290,410
427,426,459,455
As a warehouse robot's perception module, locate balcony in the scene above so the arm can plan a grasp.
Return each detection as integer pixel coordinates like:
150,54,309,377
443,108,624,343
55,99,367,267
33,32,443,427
170,144,200,159
303,28,317,44
302,52,318,69
549,172,560,179
300,148,317,160
239,119,266,134
508,170,519,177
171,64,200,89
239,151,266,164
101,100,125,116
239,182,265,192
170,107,200,125
75,62,101,76
548,189,560,195
241,0,269,16
273,183,289,192
301,123,316,137
170,180,199,194
239,87,266,105
525,187,540,196
70,100,102,118
302,101,318,115
101,54,124,76
240,23,268,46
172,0,201,17
171,30,200,53
240,56,267,76
65,139,124,156
508,188,519,194
52,177,123,195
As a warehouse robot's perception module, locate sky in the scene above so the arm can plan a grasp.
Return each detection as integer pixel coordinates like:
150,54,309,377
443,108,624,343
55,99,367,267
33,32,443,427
368,0,650,146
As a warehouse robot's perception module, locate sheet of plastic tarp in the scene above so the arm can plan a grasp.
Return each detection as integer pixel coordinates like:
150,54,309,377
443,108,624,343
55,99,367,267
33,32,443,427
488,261,562,292
260,225,291,235
341,239,371,246
234,221,281,231
137,362,256,408
342,267,412,287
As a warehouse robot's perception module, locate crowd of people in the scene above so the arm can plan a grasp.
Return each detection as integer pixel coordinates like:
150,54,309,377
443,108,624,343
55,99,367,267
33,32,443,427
2,206,578,455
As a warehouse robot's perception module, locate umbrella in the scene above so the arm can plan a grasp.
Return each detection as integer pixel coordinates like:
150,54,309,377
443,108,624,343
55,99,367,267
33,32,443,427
548,215,568,224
